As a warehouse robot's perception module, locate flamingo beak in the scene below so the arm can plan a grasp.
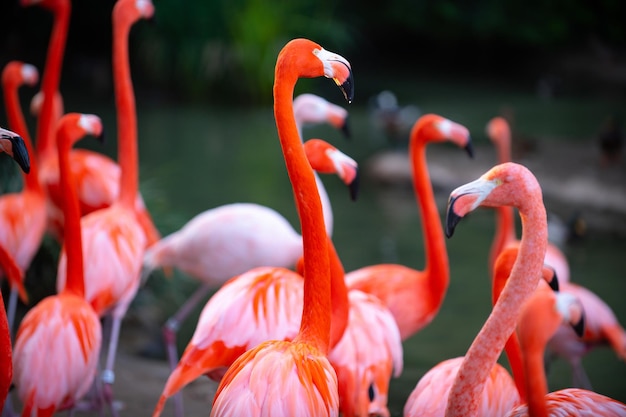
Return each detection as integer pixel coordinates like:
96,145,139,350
571,311,585,338
445,195,464,238
465,140,474,158
341,116,351,139
8,134,31,174
348,168,360,201
337,64,354,104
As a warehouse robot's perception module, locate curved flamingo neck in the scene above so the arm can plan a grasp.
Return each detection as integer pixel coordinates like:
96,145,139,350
36,0,70,160
446,183,547,417
522,334,551,416
57,124,85,298
2,79,41,191
113,12,138,208
327,238,349,349
409,135,449,310
274,65,331,354
489,206,517,275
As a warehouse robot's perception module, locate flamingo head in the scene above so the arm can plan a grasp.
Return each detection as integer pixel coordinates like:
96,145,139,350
0,128,30,173
411,114,473,157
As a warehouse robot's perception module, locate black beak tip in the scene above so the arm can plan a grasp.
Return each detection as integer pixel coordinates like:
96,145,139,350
341,117,351,140
445,196,463,238
465,139,474,159
548,269,559,292
9,135,31,174
572,313,585,338
349,169,360,201
340,70,354,104
96,127,105,144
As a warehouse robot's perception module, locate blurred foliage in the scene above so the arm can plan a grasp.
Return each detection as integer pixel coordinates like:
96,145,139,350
0,0,624,105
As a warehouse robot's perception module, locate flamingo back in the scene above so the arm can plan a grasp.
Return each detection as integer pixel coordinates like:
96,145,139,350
12,294,102,414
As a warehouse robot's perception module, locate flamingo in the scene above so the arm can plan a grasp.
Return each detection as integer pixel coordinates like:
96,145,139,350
507,289,626,416
152,233,402,417
55,0,153,405
21,0,160,247
0,129,30,412
0,246,23,412
486,116,570,282
209,37,353,417
142,105,356,373
404,162,554,416
0,61,48,334
345,113,473,341
11,113,103,417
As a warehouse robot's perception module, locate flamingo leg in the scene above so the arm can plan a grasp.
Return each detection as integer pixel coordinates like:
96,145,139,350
163,282,214,417
6,288,18,341
101,312,124,417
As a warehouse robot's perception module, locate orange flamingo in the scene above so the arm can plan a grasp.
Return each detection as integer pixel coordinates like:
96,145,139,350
405,162,553,416
11,113,103,417
21,0,160,246
209,38,353,417
345,113,473,341
55,0,153,404
142,107,356,373
507,289,626,416
486,116,570,283
0,61,47,334
0,246,23,412
0,129,30,412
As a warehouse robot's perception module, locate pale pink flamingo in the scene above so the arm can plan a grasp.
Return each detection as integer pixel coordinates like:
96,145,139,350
405,162,553,416
507,289,626,416
486,116,570,283
0,61,47,334
345,113,473,341
55,0,153,405
209,38,353,417
11,113,103,417
546,280,626,389
22,0,161,247
142,102,356,377
0,134,30,412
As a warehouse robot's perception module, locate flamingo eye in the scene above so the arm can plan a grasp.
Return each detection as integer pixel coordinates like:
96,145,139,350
368,383,375,402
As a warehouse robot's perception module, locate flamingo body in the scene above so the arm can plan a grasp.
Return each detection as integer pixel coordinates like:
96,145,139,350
329,290,403,417
211,340,339,417
144,204,302,284
404,357,519,417
12,293,102,415
56,203,146,315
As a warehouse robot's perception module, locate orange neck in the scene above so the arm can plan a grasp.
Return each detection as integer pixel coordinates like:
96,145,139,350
274,61,331,354
327,237,349,349
446,188,547,417
2,79,41,192
113,10,138,208
57,122,85,298
409,135,449,312
491,248,526,402
36,0,70,160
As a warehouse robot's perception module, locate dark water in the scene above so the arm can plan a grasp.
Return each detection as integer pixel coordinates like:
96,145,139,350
3,73,624,414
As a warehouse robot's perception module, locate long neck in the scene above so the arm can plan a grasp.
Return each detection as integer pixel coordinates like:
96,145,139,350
36,1,70,159
113,15,138,207
327,237,348,349
523,340,550,417
409,137,449,310
489,136,516,274
274,68,331,354
489,206,516,275
491,250,526,402
58,130,85,297
445,200,547,417
3,80,41,191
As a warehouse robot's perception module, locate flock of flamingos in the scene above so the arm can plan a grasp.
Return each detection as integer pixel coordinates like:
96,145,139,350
0,0,625,416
